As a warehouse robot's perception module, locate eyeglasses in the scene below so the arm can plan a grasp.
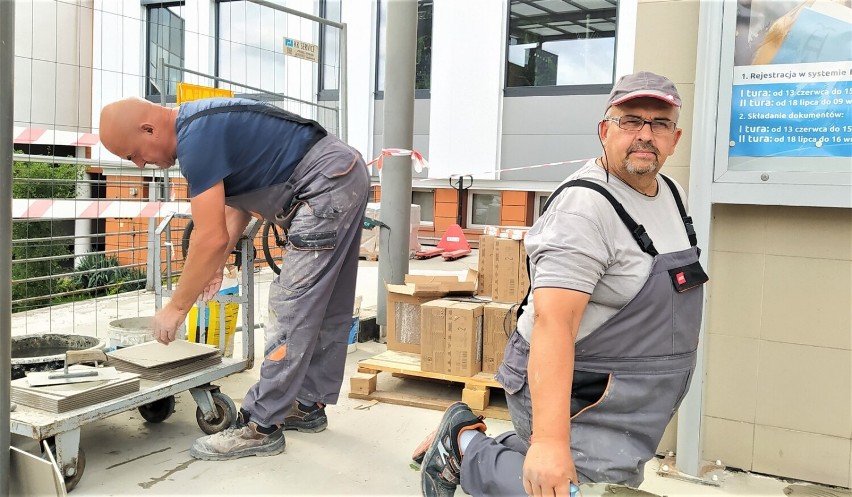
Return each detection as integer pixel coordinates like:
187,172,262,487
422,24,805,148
604,116,677,134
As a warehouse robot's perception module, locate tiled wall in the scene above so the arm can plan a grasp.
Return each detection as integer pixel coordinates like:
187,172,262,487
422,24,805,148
636,0,851,487
703,205,852,486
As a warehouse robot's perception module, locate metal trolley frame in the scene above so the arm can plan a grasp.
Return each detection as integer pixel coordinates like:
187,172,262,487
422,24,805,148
9,214,259,491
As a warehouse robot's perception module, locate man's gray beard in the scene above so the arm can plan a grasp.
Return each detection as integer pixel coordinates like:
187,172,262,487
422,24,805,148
624,158,659,176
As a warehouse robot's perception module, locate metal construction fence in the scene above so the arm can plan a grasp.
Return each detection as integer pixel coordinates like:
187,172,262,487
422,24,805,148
8,0,346,340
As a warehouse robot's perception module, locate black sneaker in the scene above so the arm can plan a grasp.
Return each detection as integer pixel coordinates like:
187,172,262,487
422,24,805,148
419,402,486,497
190,409,285,461
284,401,328,433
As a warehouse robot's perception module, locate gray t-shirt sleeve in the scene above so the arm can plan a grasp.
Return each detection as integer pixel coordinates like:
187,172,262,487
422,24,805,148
526,189,612,295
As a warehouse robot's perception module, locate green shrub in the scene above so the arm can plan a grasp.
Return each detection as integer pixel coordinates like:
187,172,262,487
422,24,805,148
12,158,83,311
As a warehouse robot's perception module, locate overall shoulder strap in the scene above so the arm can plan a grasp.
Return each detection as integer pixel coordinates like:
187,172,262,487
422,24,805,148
176,103,327,135
516,179,658,319
659,174,697,247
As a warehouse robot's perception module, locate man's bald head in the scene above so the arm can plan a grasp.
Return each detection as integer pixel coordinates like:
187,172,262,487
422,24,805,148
99,97,178,169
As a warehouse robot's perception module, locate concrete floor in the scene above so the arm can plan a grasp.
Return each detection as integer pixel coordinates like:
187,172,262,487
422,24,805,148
9,253,850,496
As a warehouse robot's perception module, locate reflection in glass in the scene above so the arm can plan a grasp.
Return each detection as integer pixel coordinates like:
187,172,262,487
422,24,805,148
506,0,617,87
321,0,342,92
412,190,434,222
472,193,502,226
377,0,433,91
146,4,185,98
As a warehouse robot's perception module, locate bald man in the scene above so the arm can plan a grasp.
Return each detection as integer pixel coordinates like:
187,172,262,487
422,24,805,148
100,96,369,460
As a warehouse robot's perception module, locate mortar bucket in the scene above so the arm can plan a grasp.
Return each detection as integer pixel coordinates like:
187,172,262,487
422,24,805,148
109,317,155,349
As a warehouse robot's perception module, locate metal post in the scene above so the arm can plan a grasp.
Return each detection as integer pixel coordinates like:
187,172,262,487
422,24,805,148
376,0,417,329
0,1,15,493
677,0,724,476
146,180,158,291
339,22,348,142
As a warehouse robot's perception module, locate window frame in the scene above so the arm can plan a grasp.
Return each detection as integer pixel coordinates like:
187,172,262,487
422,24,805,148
374,0,434,99
503,0,619,98
143,1,186,104
318,0,342,101
532,192,551,221
466,189,504,229
411,188,435,225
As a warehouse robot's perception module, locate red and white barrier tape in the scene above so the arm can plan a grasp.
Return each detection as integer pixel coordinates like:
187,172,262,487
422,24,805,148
367,148,592,178
366,148,429,173
15,155,594,220
13,199,191,219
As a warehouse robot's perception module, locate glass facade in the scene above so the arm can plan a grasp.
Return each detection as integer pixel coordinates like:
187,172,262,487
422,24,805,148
377,0,433,92
506,0,617,88
146,3,185,99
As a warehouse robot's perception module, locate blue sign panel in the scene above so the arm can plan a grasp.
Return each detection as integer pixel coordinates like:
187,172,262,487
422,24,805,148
729,80,852,157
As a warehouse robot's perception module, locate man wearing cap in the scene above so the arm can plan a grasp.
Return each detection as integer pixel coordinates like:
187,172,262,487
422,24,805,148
415,71,708,496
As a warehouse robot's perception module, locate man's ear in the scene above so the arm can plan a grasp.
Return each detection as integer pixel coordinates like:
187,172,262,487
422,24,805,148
598,119,609,143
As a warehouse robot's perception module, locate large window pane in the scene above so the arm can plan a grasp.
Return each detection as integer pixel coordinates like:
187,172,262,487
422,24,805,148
320,0,342,92
506,0,617,88
377,0,433,92
471,193,502,226
146,3,185,98
412,190,434,223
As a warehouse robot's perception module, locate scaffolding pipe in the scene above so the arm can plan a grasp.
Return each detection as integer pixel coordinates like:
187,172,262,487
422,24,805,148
0,0,15,492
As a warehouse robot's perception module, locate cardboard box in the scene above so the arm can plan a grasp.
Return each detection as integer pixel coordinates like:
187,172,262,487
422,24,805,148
483,302,518,374
518,242,530,302
420,300,449,372
493,239,522,303
492,238,531,303
385,270,477,353
447,302,484,376
420,299,483,377
388,269,478,297
386,292,436,353
477,235,495,297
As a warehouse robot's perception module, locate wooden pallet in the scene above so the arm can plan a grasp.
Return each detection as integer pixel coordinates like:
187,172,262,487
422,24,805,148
349,350,510,420
359,252,379,261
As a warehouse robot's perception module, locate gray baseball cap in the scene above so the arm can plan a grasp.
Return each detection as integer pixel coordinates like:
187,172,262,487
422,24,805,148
607,71,682,108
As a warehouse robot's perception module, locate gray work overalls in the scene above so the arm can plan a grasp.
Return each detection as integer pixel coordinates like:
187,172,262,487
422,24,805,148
180,104,369,427
461,175,707,494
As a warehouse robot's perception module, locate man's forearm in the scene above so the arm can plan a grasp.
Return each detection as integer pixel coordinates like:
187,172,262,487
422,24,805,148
528,288,589,446
529,321,575,445
170,237,229,313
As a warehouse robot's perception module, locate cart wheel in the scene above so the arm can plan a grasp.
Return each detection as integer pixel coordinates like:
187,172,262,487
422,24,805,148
42,444,86,492
138,395,176,423
196,391,237,435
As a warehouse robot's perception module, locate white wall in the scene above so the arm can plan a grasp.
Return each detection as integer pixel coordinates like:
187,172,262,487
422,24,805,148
427,0,506,179
341,0,376,157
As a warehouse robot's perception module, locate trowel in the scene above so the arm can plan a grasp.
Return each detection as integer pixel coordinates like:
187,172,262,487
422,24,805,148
25,349,118,387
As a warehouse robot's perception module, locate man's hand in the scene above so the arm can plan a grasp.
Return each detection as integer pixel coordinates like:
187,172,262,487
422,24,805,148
523,439,578,497
153,305,187,344
201,269,224,301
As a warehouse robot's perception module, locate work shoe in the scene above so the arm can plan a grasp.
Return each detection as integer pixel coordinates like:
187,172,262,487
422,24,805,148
284,400,328,433
190,409,285,461
411,429,436,466
419,402,486,497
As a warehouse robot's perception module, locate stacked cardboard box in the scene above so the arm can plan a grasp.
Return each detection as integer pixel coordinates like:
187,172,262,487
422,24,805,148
478,233,530,304
482,302,518,374
421,299,483,377
386,270,478,353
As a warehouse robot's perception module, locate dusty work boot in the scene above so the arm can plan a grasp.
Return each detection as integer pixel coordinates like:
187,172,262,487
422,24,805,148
284,400,328,433
419,402,486,497
190,409,285,461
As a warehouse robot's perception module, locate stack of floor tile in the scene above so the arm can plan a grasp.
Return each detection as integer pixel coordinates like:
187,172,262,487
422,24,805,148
107,340,222,381
11,369,140,413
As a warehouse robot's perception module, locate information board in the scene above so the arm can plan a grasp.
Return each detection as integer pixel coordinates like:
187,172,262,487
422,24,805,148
729,0,852,160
